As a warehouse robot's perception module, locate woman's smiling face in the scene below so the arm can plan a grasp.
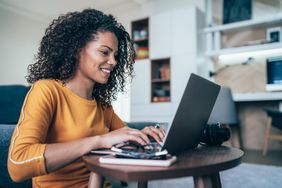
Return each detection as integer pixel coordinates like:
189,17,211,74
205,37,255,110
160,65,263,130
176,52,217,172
77,31,118,84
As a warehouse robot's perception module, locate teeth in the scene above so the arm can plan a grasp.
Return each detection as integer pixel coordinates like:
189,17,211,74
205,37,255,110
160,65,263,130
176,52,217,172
101,68,111,73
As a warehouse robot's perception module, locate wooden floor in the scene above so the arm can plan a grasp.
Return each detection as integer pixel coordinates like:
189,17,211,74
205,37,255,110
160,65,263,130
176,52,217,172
242,149,282,166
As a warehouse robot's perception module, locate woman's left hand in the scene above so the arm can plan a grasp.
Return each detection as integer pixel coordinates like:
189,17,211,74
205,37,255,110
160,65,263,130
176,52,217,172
141,125,166,144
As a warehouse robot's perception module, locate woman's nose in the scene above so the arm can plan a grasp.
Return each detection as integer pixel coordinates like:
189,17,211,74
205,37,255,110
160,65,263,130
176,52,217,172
107,56,117,66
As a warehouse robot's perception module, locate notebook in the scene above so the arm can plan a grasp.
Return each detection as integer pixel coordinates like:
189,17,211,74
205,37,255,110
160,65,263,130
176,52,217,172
99,155,177,167
93,73,220,164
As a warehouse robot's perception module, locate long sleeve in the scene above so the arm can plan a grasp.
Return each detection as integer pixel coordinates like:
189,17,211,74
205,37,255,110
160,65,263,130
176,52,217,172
8,79,125,187
8,81,55,182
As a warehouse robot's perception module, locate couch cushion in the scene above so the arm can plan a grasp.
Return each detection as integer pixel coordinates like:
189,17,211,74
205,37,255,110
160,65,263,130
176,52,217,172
0,85,29,124
0,124,16,147
0,124,32,188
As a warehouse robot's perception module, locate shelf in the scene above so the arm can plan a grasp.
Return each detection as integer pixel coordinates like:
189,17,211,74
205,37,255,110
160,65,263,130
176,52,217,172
204,13,282,33
205,11,282,58
233,92,282,102
206,42,282,57
133,38,148,43
131,18,149,60
135,56,149,60
152,79,170,83
151,58,171,103
152,97,170,103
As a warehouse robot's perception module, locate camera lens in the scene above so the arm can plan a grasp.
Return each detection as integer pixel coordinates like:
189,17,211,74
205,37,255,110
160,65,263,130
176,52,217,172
200,123,231,146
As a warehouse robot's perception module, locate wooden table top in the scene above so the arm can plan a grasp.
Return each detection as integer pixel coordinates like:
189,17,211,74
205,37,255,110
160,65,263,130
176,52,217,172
83,146,244,182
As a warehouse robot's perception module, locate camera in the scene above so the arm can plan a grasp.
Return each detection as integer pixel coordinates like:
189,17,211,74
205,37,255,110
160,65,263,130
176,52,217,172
200,122,231,146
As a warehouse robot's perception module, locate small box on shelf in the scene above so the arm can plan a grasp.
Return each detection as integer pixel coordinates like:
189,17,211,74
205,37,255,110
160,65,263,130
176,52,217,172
133,29,148,41
266,26,282,43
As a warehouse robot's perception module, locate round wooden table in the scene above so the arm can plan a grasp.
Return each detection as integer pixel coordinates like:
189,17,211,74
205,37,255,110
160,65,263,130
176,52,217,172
83,146,244,188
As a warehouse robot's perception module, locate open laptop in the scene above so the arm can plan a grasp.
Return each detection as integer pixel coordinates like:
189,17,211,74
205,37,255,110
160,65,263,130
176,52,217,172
162,73,220,155
93,73,220,157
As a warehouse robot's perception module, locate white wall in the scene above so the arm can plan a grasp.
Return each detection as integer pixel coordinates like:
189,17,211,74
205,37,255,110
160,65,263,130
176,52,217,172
111,0,204,23
0,6,47,85
0,0,205,121
110,0,205,121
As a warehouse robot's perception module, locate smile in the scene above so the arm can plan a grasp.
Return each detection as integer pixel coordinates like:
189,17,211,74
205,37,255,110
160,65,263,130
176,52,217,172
100,68,112,77
101,68,111,73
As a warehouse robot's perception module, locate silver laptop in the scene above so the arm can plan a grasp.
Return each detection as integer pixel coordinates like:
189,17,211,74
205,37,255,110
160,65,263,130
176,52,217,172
93,73,220,157
162,73,220,155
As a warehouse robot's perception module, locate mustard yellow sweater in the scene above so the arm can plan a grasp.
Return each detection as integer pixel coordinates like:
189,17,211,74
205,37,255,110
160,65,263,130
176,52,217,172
8,80,125,188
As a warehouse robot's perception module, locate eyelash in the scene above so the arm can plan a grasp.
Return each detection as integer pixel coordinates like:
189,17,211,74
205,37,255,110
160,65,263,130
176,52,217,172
101,51,109,56
100,50,118,59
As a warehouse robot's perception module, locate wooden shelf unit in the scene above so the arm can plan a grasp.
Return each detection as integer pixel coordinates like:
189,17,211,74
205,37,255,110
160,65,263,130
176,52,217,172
130,7,205,122
131,18,149,60
151,58,171,103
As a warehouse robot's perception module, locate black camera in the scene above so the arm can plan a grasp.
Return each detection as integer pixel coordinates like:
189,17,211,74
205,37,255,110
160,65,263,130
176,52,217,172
200,122,231,146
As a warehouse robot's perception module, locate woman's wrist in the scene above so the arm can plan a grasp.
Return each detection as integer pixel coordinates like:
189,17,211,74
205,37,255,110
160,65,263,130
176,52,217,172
98,134,110,148
82,136,101,154
89,135,108,150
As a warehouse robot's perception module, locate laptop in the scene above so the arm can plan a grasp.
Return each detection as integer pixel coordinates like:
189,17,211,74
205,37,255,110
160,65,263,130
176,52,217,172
162,73,220,155
93,73,220,158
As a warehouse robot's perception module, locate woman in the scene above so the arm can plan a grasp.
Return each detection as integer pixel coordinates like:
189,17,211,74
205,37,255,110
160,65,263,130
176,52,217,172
8,9,164,188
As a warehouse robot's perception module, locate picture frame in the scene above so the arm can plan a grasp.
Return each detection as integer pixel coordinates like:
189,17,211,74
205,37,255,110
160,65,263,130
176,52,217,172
223,0,252,24
266,27,282,43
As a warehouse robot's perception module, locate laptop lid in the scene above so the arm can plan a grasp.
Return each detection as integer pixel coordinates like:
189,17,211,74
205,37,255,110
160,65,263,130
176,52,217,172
162,73,220,155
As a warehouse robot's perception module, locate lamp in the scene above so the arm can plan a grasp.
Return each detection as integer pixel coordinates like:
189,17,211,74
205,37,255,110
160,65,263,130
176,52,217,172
209,57,254,77
208,87,243,148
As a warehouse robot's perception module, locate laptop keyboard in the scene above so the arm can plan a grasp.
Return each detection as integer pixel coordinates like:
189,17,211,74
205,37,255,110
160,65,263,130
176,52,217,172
114,141,162,154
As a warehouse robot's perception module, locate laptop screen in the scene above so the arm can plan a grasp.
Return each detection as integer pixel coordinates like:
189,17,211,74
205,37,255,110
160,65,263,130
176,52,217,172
162,73,220,155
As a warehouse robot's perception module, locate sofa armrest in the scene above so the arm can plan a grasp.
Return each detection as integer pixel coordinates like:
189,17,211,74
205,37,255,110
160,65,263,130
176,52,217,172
0,85,30,124
126,121,158,130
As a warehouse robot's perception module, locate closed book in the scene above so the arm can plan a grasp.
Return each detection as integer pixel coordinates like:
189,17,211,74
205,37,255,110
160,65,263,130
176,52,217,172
99,155,177,167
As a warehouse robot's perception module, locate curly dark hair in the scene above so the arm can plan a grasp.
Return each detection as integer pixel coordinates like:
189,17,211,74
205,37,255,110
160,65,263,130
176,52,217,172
26,8,135,107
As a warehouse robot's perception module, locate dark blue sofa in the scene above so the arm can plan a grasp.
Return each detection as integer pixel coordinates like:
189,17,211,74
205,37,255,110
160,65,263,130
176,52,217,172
0,85,31,188
0,84,157,188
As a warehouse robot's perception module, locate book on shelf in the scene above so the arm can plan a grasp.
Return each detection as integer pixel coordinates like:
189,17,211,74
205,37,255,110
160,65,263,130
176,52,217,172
155,64,170,80
160,64,170,79
135,46,149,59
152,96,170,102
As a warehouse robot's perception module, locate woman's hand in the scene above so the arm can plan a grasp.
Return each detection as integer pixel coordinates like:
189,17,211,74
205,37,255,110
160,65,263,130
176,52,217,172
141,125,166,144
100,127,151,148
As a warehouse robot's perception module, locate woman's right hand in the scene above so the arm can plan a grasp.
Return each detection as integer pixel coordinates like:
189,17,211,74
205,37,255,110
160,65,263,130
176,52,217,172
100,127,151,148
